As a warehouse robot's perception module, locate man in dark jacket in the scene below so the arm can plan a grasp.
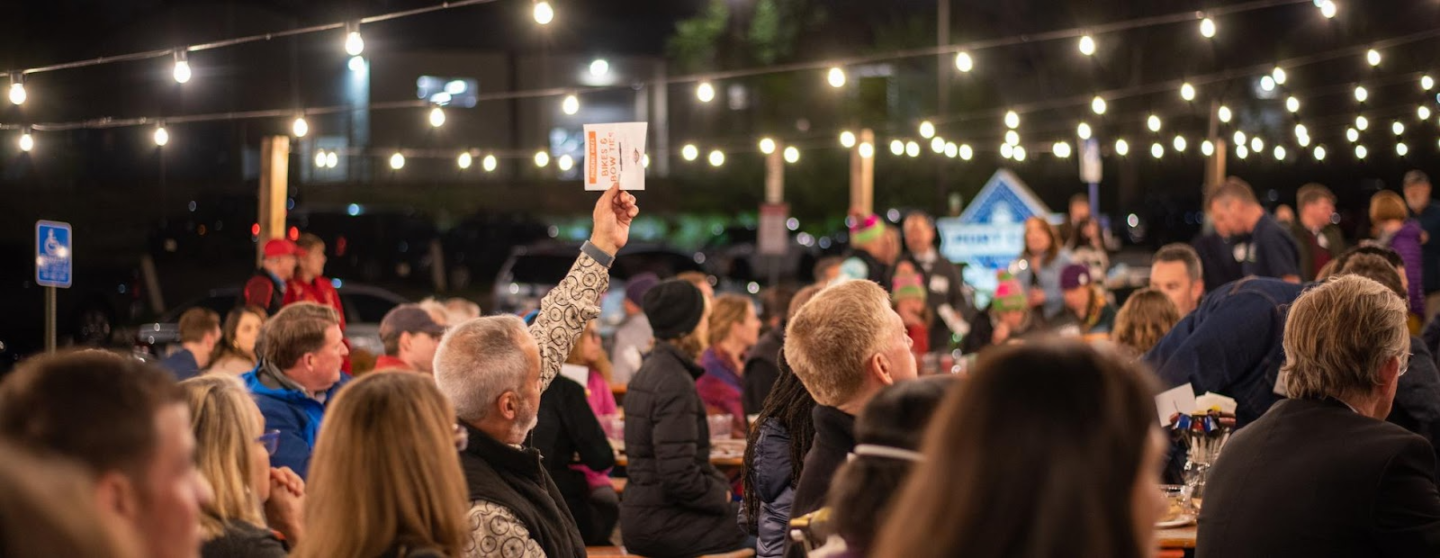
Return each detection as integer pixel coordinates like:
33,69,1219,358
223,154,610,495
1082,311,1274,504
901,211,976,352
621,279,749,557
533,374,618,546
1198,275,1440,558
1289,183,1347,282
433,186,637,558
782,280,918,557
242,239,302,315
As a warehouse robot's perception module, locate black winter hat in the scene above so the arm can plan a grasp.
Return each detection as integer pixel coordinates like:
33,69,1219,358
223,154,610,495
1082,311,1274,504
642,279,706,340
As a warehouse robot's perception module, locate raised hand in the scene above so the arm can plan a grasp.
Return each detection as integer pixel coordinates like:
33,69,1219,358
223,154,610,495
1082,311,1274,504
591,185,639,255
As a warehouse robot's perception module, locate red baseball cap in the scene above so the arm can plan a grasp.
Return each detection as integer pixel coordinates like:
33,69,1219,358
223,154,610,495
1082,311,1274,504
262,239,304,258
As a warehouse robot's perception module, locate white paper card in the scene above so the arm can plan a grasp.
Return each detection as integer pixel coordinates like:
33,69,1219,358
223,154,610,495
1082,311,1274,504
583,122,648,191
560,364,590,387
1155,383,1197,425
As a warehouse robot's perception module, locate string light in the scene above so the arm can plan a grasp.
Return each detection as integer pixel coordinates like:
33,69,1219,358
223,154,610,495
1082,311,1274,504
1236,145,1249,159
7,74,24,105
827,67,846,88
428,107,446,128
457,151,472,169
1286,96,1300,113
344,22,365,56
1272,67,1287,85
153,125,169,146
562,94,579,115
1218,105,1232,123
858,142,874,159
1273,145,1286,160
558,154,575,171
696,81,715,103
1424,76,1436,91
1199,17,1216,38
784,145,800,163
1356,115,1369,130
589,59,609,77
348,55,366,73
959,144,974,160
19,130,34,152
1004,130,1020,146
1354,85,1368,103
1004,110,1020,129
759,137,776,155
840,130,857,148
1298,134,1311,147
482,154,497,172
954,52,973,73
1260,75,1276,92
681,144,698,161
315,150,328,168
1295,124,1308,138
1392,121,1405,135
1201,140,1215,156
291,116,309,137
325,152,338,168
1173,135,1187,152
889,139,904,156
1319,0,1337,19
1420,106,1433,121
1115,138,1129,156
1346,128,1359,142
1053,141,1072,158
1366,49,1381,67
919,121,936,139
932,136,947,153
1000,143,1014,159
708,149,725,167
1314,145,1326,160
172,51,191,84
905,141,920,157
1091,96,1107,115
389,152,405,170
1398,142,1410,156
1150,143,1163,159
1077,122,1092,140
1078,35,1096,56
1013,146,1027,161
1355,145,1367,159
642,154,650,168
1147,114,1162,132
1233,131,1246,146
944,142,958,158
1181,82,1196,101
1250,137,1263,152
533,0,554,25
534,150,550,167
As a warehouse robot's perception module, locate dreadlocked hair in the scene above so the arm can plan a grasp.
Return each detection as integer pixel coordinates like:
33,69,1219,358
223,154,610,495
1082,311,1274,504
741,350,818,534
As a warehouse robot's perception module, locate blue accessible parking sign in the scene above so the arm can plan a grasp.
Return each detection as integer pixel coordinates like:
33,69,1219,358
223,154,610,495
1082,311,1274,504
35,220,73,288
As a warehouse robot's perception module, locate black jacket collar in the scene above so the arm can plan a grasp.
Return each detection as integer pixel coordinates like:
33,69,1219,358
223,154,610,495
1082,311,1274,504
654,341,705,380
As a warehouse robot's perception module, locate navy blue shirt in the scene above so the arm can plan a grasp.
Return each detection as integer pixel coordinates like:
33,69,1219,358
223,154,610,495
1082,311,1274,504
1239,214,1301,281
1412,201,1440,293
159,348,202,382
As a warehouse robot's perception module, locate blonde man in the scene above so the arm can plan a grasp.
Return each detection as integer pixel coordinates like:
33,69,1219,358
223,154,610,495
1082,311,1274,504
1198,275,1440,557
782,279,918,540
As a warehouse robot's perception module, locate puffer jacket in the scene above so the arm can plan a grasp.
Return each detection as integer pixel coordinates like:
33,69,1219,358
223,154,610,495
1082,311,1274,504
741,419,795,558
621,341,747,557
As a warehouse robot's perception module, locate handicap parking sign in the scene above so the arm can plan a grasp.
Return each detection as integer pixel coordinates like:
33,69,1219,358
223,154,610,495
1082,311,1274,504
35,220,72,288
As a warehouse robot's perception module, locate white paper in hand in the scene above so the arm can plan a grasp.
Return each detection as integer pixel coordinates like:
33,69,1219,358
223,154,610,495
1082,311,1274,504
560,364,590,387
1154,383,1198,425
584,122,648,191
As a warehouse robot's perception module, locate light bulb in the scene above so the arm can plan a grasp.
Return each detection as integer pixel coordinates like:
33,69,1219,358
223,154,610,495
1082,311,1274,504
1013,146,1027,161
19,132,33,152
292,117,309,138
1053,142,1072,158
429,107,446,128
1394,121,1406,135
959,144,973,160
562,94,579,115
1151,143,1164,159
827,67,846,88
534,150,550,167
1274,146,1286,160
1420,106,1433,121
1202,140,1215,156
889,139,904,156
1181,82,1196,101
1000,143,1013,159
1147,114,1162,132
1367,49,1381,67
1091,96,1107,115
945,142,958,158
696,81,715,103
784,146,800,163
1251,137,1264,152
1320,0,1337,18
1005,130,1020,146
1356,115,1369,130
759,137,777,155
1218,105,1232,123
1200,17,1216,38
533,1,554,25
1115,138,1129,156
1298,134,1312,147
1286,97,1300,113
708,149,725,167
1295,124,1308,137
589,59,609,77
389,152,405,170
482,154,497,172
906,141,920,158
932,136,947,153
1077,122,1092,140
919,120,935,138
642,154,650,168
1398,143,1410,157
840,131,856,148
315,150,327,168
172,53,192,84
1236,145,1249,159
1004,110,1020,129
1424,76,1435,91
457,152,473,169
326,152,338,168
681,144,698,161
954,52,973,73
1078,35,1096,56
1355,85,1368,103
8,81,25,105
348,55,366,73
153,126,169,146
1356,145,1368,159
1314,145,1326,160
1173,136,1188,152
345,31,364,56
1272,67,1287,85
558,154,575,171
858,143,874,159
1260,75,1276,92
1234,131,1247,146
1346,128,1359,142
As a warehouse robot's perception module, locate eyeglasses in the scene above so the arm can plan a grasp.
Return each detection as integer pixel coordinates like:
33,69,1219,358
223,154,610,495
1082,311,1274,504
453,423,469,452
256,430,281,456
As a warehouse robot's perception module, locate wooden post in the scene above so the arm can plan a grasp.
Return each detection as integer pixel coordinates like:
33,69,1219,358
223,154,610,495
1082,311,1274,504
850,128,875,215
258,136,290,266
765,142,784,205
1203,100,1226,194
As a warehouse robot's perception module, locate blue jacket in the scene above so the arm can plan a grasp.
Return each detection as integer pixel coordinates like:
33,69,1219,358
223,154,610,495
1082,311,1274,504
159,348,202,382
242,365,351,479
1014,249,1073,321
741,419,796,558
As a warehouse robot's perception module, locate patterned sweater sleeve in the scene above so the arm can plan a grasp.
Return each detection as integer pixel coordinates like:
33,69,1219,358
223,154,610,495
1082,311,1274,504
528,250,610,391
462,500,546,558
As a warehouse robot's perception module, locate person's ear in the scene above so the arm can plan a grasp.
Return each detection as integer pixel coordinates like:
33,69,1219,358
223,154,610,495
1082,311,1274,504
398,331,413,353
94,470,140,521
1383,355,1403,385
499,391,519,421
869,351,895,387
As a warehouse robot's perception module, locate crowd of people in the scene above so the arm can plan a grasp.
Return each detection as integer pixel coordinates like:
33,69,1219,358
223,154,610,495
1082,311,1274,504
10,168,1440,558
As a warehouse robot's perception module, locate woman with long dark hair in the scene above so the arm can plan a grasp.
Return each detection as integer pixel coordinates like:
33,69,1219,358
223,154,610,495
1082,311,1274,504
874,340,1168,558
739,352,818,558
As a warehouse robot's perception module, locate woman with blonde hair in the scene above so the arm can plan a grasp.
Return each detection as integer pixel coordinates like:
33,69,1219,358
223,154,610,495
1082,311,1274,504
207,306,267,375
1368,190,1425,323
1112,288,1182,358
181,375,305,557
698,294,762,437
291,372,469,558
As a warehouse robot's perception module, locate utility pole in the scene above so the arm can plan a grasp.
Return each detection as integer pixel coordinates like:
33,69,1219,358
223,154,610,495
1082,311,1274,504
1204,99,1227,193
935,0,951,211
850,129,875,215
258,136,290,266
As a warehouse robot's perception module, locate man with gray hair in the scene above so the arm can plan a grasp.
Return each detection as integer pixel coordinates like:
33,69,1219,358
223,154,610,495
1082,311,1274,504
434,186,637,558
1197,274,1440,557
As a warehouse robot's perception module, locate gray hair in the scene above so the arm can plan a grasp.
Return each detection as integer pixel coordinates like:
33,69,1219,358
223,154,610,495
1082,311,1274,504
1153,243,1203,283
433,315,533,424
1282,275,1409,400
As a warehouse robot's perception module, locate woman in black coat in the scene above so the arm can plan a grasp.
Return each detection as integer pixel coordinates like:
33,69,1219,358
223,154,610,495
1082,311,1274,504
621,280,748,557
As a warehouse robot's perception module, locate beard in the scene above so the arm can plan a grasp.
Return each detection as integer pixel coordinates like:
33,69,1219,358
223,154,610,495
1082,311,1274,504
510,399,540,442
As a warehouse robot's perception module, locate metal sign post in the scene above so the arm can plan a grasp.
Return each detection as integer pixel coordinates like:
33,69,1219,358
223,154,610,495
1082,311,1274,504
36,220,73,353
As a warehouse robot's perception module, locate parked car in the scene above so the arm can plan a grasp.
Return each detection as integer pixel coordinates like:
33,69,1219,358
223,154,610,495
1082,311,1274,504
133,283,408,359
701,225,819,285
287,207,443,290
491,242,706,329
443,213,553,290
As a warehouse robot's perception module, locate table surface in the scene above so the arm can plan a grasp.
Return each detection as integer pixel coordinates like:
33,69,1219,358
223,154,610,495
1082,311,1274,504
1158,524,1198,549
614,453,744,468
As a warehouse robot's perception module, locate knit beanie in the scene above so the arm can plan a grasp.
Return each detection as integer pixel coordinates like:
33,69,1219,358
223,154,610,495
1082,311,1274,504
642,279,706,340
892,273,927,303
850,214,886,245
992,271,1028,312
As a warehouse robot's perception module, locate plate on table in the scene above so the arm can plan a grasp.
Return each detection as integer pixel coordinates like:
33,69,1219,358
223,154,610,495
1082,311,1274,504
1156,514,1195,528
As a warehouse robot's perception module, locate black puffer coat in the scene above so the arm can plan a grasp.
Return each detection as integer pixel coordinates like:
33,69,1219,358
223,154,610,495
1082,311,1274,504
620,341,747,557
